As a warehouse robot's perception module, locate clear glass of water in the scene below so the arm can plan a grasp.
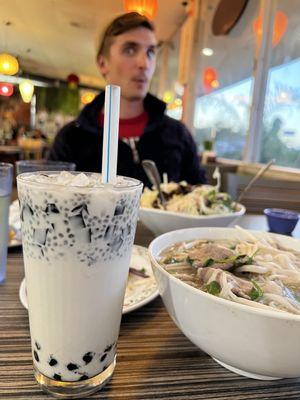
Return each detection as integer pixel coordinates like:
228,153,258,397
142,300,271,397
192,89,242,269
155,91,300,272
0,163,13,283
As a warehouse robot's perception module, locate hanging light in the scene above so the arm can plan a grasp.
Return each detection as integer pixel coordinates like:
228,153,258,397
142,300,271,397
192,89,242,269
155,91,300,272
124,0,158,20
81,91,96,105
163,90,174,104
253,11,288,47
0,53,19,75
19,80,34,103
202,67,218,93
67,73,80,89
0,82,14,96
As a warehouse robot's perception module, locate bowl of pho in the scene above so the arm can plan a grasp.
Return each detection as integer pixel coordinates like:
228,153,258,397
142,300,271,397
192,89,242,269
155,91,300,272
149,227,300,379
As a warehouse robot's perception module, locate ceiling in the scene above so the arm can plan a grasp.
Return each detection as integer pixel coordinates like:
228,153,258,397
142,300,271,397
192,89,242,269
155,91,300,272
0,0,187,88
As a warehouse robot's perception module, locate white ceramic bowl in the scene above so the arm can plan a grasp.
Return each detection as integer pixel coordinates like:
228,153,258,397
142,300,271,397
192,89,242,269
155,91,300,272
149,227,300,380
139,204,245,236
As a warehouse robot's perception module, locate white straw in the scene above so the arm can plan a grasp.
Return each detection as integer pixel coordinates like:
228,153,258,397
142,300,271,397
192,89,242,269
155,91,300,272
101,85,121,184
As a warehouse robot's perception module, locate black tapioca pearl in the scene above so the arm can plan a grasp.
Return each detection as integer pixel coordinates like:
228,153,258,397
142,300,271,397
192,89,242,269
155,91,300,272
105,344,113,352
64,220,69,225
68,234,74,239
49,357,58,366
77,251,82,255
53,236,57,240
114,204,125,216
100,353,107,363
66,228,71,233
67,363,79,371
58,252,64,257
58,233,64,238
53,373,61,381
63,240,68,245
82,352,94,364
33,350,39,362
78,375,89,381
35,341,41,350
45,203,59,214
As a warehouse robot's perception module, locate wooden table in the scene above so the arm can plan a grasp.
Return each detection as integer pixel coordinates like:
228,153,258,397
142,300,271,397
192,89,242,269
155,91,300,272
1,219,300,399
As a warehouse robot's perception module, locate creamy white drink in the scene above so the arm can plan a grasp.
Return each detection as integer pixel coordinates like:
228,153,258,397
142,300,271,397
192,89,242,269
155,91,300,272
17,172,142,384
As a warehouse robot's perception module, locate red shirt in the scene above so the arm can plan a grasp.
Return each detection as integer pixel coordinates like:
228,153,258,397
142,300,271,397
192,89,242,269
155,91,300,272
99,111,148,139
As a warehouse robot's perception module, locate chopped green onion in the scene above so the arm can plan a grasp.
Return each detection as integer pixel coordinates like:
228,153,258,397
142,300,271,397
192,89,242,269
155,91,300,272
249,281,263,301
206,281,221,296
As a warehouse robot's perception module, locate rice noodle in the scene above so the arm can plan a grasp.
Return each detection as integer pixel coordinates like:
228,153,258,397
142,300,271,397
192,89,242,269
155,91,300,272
159,228,300,315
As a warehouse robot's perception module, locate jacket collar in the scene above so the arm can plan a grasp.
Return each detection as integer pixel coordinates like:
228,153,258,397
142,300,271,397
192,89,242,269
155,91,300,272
77,91,166,134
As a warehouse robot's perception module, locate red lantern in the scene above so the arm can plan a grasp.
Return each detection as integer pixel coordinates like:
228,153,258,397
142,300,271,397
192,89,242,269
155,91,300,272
67,73,79,89
253,11,288,47
124,0,158,20
202,67,218,93
0,82,14,97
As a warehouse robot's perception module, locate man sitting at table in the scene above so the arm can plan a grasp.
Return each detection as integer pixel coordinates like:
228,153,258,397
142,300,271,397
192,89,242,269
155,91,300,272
48,12,207,186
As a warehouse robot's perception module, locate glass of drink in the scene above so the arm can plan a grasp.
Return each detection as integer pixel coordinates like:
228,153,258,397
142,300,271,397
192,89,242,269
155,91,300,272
17,171,142,398
0,163,13,283
16,160,76,175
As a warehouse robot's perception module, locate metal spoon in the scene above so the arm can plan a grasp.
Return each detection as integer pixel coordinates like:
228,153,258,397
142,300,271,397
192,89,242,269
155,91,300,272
142,159,167,209
237,159,275,203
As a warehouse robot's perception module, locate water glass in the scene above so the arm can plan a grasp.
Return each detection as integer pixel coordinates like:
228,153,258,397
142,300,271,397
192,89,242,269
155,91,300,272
0,163,13,283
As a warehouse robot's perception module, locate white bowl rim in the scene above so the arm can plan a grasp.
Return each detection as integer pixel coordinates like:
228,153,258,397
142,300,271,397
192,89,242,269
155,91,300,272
149,227,300,322
140,203,246,220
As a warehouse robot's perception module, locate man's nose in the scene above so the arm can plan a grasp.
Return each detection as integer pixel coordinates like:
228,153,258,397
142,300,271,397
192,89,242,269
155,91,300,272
136,51,150,70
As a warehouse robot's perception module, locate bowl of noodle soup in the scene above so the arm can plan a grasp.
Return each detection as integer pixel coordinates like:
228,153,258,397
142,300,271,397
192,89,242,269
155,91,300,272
140,182,245,235
149,227,300,380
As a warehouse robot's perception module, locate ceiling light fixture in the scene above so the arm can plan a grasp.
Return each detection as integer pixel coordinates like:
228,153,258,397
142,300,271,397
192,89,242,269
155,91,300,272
202,48,214,56
0,82,14,96
19,80,34,103
124,0,158,20
0,53,19,75
253,11,288,47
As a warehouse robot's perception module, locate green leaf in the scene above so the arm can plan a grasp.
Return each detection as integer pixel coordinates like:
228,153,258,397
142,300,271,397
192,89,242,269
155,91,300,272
186,256,194,267
249,281,264,301
203,258,215,267
206,281,221,296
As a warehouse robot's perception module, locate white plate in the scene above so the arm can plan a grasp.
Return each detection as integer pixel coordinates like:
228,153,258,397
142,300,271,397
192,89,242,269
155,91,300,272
19,245,158,314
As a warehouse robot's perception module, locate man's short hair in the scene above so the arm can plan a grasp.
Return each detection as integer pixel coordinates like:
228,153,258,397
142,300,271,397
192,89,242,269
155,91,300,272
97,12,154,59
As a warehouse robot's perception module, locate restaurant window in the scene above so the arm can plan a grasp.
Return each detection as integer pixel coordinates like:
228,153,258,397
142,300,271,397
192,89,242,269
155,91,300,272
193,0,259,158
150,31,182,120
259,0,300,169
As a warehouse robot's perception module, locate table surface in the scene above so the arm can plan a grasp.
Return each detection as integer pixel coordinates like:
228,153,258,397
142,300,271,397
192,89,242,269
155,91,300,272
1,216,300,399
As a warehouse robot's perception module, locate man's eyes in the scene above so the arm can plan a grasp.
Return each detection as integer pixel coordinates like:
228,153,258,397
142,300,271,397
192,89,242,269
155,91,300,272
123,46,136,56
122,46,156,58
147,48,156,58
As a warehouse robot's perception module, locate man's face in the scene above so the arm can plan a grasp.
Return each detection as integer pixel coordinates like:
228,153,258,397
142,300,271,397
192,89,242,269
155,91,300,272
98,27,157,101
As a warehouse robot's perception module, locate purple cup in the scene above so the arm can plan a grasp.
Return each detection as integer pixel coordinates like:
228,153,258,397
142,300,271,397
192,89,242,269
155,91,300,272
264,208,299,235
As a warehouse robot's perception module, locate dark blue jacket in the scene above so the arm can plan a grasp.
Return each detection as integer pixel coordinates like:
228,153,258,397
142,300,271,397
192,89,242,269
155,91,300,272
48,91,206,186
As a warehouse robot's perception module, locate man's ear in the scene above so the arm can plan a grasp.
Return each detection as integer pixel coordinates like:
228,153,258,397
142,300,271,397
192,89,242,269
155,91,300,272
97,54,109,78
